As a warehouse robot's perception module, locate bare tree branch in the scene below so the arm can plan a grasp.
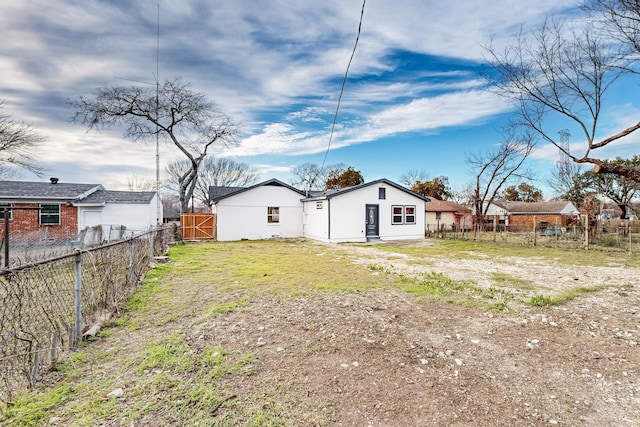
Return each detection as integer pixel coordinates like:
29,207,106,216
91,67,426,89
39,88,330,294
0,101,45,176
70,78,239,212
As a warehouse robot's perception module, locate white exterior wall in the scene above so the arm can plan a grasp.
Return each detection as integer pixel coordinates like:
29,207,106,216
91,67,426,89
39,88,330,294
425,211,457,231
302,199,329,241
308,184,425,243
216,186,303,241
77,194,161,233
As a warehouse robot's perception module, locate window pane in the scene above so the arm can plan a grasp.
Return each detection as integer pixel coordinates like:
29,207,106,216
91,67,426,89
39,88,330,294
40,204,60,225
267,206,280,223
393,206,402,214
405,206,415,215
0,204,11,220
405,215,415,224
378,187,386,200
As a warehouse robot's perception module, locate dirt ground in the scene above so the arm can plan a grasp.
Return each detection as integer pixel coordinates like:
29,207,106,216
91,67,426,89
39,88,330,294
197,241,640,426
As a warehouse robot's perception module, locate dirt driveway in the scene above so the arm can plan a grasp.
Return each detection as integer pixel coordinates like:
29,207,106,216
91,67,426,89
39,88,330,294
209,241,640,426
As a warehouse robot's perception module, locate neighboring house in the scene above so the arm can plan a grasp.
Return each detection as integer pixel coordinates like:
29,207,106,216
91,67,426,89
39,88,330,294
210,178,429,243
210,179,306,241
0,178,162,243
471,201,510,230
497,200,580,231
424,198,472,232
73,189,161,232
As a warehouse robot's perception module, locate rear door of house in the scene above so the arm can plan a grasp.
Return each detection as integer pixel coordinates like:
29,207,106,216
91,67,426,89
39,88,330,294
366,204,379,238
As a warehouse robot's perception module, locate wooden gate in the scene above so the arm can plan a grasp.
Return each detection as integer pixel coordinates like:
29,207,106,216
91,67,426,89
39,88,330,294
180,213,216,240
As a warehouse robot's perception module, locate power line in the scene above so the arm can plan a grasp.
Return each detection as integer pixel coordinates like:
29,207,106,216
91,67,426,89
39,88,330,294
320,0,366,171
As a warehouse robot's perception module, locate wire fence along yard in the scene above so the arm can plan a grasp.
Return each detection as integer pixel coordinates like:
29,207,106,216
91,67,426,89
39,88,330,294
432,219,640,252
0,225,177,405
0,224,148,268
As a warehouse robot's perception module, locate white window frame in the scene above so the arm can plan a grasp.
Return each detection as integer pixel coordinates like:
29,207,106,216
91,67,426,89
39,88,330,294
267,206,280,224
391,205,416,225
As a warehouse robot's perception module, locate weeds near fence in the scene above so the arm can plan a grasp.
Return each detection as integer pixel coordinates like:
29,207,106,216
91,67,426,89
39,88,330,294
0,225,176,406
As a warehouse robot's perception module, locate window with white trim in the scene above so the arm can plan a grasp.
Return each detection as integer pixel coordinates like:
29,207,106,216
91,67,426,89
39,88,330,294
40,204,61,225
391,205,416,225
0,204,12,220
267,206,280,223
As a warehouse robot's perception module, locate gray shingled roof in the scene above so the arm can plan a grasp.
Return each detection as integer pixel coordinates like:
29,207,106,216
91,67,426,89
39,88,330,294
78,189,156,204
499,201,576,214
210,179,305,203
209,186,246,201
0,180,103,200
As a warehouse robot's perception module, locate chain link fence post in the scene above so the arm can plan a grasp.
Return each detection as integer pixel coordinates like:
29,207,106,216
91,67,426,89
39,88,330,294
74,249,82,345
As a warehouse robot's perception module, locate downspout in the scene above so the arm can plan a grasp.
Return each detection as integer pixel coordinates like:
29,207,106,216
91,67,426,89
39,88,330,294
327,199,331,241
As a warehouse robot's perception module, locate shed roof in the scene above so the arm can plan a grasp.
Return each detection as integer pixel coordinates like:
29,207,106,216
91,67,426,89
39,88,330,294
75,189,156,205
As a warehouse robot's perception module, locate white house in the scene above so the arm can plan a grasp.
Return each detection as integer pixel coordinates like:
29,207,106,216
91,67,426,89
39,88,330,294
210,179,305,241
73,189,162,233
302,179,429,243
210,178,429,243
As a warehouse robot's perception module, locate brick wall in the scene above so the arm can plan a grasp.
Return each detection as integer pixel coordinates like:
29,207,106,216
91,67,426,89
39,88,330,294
508,214,573,229
0,203,78,241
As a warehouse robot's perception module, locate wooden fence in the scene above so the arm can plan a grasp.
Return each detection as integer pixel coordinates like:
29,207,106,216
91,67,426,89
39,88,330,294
180,213,216,240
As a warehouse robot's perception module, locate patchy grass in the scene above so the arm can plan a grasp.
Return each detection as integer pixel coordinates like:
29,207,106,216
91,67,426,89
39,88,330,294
490,272,536,290
526,286,605,307
2,239,625,426
368,239,640,268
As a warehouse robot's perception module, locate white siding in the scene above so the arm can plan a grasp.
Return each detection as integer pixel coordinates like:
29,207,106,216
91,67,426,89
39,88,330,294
216,186,303,241
306,184,425,243
77,193,161,233
302,199,329,241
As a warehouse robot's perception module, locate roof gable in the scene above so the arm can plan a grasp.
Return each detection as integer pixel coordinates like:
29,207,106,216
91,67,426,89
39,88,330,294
302,178,430,202
210,178,305,203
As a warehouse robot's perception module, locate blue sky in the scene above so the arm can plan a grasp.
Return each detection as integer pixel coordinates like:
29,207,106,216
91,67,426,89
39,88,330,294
2,0,638,198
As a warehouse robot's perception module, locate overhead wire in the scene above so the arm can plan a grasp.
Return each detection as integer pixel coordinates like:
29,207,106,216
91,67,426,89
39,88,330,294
319,0,366,171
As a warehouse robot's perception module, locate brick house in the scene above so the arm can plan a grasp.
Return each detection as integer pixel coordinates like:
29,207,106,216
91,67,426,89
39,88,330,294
496,200,580,231
0,179,161,243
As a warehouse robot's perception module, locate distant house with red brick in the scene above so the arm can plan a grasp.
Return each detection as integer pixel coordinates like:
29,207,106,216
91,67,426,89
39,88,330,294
424,198,472,232
0,179,161,244
495,200,580,231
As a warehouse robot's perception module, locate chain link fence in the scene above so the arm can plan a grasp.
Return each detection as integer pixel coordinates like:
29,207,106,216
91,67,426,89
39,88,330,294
0,224,150,268
433,219,640,252
0,225,178,405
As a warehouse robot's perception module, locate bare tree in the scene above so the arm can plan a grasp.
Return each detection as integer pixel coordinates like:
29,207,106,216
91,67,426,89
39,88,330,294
127,173,158,192
484,18,640,180
165,157,258,207
71,78,239,212
399,169,430,187
290,162,346,193
0,101,45,176
467,126,536,228
586,0,640,56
